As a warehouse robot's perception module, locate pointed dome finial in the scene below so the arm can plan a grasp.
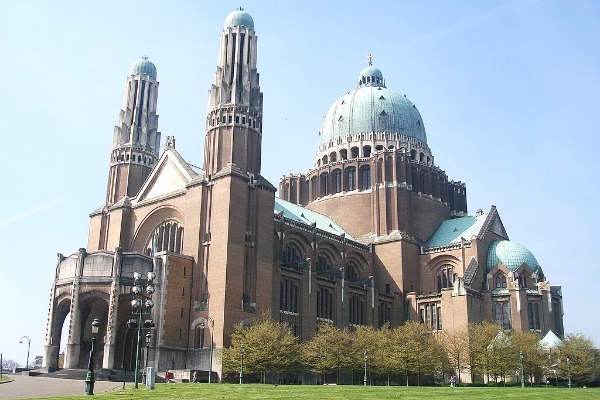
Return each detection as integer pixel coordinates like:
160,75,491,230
367,53,373,66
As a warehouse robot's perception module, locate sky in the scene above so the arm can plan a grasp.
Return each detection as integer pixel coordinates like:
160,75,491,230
0,0,598,365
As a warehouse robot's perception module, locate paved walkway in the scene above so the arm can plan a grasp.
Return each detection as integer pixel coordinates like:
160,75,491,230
0,374,123,399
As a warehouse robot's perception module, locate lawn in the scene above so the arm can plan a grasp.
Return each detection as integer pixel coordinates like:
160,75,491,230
32,383,599,400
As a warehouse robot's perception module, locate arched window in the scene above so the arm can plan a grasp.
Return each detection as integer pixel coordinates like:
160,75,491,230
436,265,454,292
345,261,360,282
332,169,342,193
518,275,527,288
495,274,507,289
363,145,371,158
146,220,184,256
351,147,359,159
346,168,356,191
360,167,371,190
316,252,333,276
282,243,302,266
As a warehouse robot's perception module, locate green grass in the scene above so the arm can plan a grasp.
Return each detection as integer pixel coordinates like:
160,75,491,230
30,383,599,400
0,375,8,382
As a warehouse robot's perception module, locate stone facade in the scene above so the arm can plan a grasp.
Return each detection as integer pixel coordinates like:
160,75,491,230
43,8,564,381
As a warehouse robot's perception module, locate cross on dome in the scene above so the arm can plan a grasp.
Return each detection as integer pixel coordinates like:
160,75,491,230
367,53,373,66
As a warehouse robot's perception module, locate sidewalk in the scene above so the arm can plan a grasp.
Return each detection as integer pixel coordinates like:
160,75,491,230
0,374,122,399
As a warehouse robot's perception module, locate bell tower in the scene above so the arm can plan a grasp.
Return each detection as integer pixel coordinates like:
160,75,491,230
106,57,161,205
200,8,275,346
204,8,263,177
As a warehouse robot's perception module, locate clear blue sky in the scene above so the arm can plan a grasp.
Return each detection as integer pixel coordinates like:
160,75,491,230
1,1,598,365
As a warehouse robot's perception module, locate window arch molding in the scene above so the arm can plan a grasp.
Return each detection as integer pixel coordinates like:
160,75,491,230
131,205,185,253
281,232,311,255
427,255,461,293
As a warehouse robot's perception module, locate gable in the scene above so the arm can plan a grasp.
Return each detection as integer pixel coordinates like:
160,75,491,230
137,150,196,203
488,213,508,239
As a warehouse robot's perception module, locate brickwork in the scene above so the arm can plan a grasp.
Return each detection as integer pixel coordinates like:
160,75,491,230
44,9,564,382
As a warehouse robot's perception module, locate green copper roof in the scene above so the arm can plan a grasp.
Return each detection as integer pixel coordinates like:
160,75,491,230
487,240,540,273
130,57,157,79
224,8,254,30
539,330,562,349
425,212,488,248
320,65,426,146
274,198,354,240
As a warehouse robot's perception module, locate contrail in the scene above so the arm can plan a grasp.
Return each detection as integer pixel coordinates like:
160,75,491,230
0,198,62,227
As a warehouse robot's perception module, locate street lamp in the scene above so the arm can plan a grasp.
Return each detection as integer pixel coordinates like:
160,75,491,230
566,357,571,388
130,271,156,389
19,336,31,369
363,351,368,386
84,318,100,395
142,332,151,384
199,317,215,383
239,343,245,384
519,351,524,388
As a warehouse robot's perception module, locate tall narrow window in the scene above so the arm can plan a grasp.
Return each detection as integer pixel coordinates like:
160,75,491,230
332,170,342,193
346,168,356,191
316,253,333,276
360,167,371,190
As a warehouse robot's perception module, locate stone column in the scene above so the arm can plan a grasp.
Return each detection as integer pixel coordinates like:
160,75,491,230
63,248,86,368
42,254,64,369
102,248,122,369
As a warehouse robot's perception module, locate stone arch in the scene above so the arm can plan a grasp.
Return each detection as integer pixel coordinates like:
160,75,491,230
66,293,110,369
282,231,311,256
131,205,185,253
425,255,461,293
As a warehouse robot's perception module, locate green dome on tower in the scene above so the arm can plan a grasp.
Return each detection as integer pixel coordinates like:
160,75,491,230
486,240,540,272
130,57,157,79
224,8,254,30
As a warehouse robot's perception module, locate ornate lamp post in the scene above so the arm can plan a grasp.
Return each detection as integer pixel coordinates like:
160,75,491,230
519,351,524,388
566,357,571,388
363,351,368,386
19,336,31,369
239,343,245,384
129,271,155,389
84,319,100,395
200,317,215,383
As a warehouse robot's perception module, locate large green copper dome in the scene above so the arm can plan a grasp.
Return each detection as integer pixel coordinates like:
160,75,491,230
487,240,540,272
224,8,254,30
130,57,157,79
320,65,427,146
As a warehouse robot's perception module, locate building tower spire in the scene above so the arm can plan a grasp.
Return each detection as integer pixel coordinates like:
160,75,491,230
105,57,161,205
204,8,263,177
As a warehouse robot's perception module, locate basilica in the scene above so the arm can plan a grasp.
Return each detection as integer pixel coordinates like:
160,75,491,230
43,8,564,380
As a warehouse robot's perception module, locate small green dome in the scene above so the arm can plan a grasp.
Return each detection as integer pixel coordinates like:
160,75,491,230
487,240,540,272
224,8,254,30
130,57,157,79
